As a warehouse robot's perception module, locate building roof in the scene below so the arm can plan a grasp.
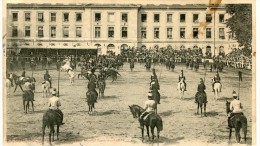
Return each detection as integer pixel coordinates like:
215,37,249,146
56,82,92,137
7,3,225,9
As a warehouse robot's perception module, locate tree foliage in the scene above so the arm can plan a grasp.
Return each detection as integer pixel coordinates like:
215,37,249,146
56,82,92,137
225,4,252,53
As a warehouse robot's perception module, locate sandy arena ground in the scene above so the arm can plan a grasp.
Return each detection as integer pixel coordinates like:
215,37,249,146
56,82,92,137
4,63,253,146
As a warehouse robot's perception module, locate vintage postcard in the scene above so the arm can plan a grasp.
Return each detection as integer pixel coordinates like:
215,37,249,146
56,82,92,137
2,0,256,146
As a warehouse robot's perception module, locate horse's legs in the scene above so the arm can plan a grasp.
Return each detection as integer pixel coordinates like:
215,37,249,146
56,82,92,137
31,101,34,112
42,124,46,145
204,103,207,117
242,122,247,142
151,127,155,140
57,126,60,140
14,85,18,93
197,103,199,114
229,128,232,140
200,104,203,117
52,126,55,142
141,127,144,142
146,125,150,140
235,128,241,143
19,85,24,92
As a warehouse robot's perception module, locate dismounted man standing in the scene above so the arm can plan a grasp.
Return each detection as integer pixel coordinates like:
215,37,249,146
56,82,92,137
48,88,65,125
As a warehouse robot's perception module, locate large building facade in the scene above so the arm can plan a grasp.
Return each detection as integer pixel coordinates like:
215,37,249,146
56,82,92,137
6,3,239,56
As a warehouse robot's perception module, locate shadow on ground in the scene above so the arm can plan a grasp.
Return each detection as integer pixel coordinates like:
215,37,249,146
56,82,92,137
95,110,120,116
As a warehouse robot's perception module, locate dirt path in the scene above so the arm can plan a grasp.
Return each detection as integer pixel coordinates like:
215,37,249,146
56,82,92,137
5,63,253,146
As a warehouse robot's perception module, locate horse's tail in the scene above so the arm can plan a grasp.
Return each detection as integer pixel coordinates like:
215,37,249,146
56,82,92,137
156,115,163,131
241,115,248,141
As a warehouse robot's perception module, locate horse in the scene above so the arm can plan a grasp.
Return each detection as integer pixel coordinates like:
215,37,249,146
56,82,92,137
106,68,121,82
42,110,63,145
67,69,75,85
226,101,247,143
11,74,24,93
195,92,207,117
22,90,34,114
86,90,98,115
97,79,106,98
177,81,185,99
42,80,50,98
129,105,163,141
213,82,222,99
60,59,72,72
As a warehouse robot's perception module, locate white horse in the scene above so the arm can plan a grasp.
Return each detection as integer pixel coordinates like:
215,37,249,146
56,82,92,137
213,83,222,99
68,69,75,85
177,79,185,99
41,80,50,98
60,59,72,72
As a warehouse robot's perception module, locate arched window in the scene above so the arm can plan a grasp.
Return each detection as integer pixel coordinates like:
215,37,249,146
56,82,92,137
107,44,115,50
94,44,101,48
193,45,198,49
180,45,185,49
141,45,146,49
154,45,159,50
121,44,128,50
167,45,173,50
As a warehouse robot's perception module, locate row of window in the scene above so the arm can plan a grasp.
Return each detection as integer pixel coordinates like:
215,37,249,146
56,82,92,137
140,13,225,23
12,26,225,39
12,12,225,23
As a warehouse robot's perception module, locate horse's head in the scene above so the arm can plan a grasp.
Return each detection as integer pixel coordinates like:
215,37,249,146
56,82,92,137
129,105,142,119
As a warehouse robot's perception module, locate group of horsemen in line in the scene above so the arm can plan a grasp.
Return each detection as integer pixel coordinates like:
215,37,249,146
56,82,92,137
138,69,244,129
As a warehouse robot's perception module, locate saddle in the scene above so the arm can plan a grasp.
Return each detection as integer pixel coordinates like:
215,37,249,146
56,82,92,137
143,112,155,122
230,112,244,120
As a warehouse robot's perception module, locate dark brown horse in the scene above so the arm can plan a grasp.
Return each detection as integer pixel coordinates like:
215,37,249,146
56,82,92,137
42,110,63,145
129,105,163,142
226,101,247,143
195,92,207,117
97,79,106,98
86,90,98,114
22,91,34,114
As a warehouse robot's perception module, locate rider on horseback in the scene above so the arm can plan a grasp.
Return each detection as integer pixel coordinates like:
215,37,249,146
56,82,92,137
87,75,98,103
195,78,207,103
48,88,65,125
150,78,160,104
151,68,157,81
139,92,156,128
24,77,35,101
227,91,243,129
179,70,187,91
44,69,52,88
212,72,221,92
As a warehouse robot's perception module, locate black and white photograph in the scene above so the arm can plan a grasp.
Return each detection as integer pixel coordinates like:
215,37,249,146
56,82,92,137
1,0,256,146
